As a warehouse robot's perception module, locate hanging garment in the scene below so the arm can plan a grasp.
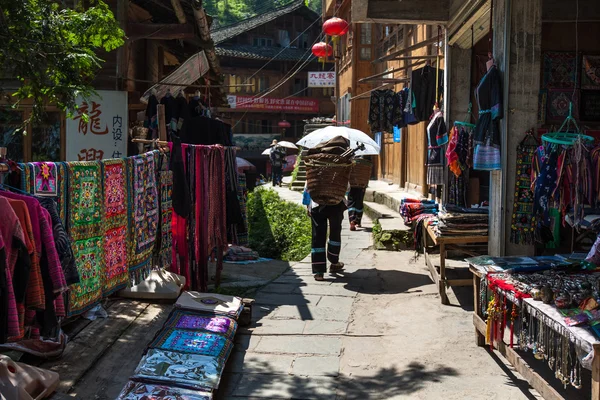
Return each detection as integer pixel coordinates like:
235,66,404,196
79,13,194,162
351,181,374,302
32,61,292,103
509,134,538,245
155,152,174,270
128,152,159,285
101,159,129,295
368,90,395,133
235,174,249,247
473,65,503,170
160,93,177,133
66,161,104,317
426,111,448,185
411,66,444,122
225,148,244,245
172,95,191,139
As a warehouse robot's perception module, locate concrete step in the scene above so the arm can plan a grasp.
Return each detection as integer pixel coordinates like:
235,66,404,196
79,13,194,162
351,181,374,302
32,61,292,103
363,201,412,252
362,200,401,221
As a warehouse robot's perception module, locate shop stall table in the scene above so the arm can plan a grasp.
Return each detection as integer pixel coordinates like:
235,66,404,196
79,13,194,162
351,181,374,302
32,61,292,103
470,264,600,400
423,224,488,304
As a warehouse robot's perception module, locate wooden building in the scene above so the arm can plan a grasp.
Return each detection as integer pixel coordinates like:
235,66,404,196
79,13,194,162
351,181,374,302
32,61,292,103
0,0,223,162
213,0,335,164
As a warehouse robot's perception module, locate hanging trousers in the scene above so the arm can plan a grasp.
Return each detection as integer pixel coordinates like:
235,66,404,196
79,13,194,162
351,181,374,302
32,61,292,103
348,187,365,224
311,202,345,274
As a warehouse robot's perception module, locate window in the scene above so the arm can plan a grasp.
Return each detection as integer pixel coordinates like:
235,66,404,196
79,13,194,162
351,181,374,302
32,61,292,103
253,37,273,47
228,75,237,93
278,30,290,47
293,78,307,97
32,112,61,161
300,33,309,49
360,24,372,45
261,120,272,134
236,76,243,93
0,109,24,162
258,76,269,92
360,48,372,60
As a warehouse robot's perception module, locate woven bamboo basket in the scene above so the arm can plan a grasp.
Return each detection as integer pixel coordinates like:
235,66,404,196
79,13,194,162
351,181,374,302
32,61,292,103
304,153,352,205
349,159,372,188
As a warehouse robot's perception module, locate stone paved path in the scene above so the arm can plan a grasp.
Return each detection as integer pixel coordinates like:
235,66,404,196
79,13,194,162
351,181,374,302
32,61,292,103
217,187,539,399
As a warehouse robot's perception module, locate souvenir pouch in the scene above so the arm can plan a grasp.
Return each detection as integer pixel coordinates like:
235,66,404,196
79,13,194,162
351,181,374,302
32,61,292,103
164,309,237,340
586,234,600,265
117,380,211,400
148,328,233,364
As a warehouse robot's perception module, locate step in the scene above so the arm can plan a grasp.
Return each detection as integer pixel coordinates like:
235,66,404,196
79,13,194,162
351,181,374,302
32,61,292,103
363,200,401,221
363,201,412,252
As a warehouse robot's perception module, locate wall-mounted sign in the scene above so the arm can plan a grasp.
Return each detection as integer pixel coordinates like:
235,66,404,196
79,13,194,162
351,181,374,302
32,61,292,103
227,95,319,113
66,90,128,161
308,71,336,87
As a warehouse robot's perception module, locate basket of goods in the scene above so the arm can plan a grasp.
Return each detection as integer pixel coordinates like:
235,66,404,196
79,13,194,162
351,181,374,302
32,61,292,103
349,158,372,188
304,136,353,205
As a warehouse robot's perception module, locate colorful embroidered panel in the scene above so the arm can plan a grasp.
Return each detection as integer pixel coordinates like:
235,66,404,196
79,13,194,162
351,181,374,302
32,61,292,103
157,153,173,269
128,151,159,283
546,89,579,121
582,55,600,89
133,349,222,390
68,235,104,316
164,309,237,340
68,162,103,242
117,381,211,400
33,162,58,197
102,159,129,295
148,328,233,362
543,52,578,89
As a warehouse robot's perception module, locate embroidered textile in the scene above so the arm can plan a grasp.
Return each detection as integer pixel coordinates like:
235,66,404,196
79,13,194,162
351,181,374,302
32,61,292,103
117,381,211,400
156,153,173,269
368,90,397,133
133,349,222,390
543,52,578,89
128,152,159,284
68,236,104,316
102,159,129,295
32,162,58,197
175,291,244,319
510,134,538,245
547,89,579,121
164,309,238,340
149,328,233,362
582,55,600,89
68,162,103,241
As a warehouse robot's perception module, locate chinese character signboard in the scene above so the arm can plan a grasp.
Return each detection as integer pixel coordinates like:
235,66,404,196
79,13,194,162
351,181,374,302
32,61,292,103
66,91,128,161
308,71,336,88
227,95,319,113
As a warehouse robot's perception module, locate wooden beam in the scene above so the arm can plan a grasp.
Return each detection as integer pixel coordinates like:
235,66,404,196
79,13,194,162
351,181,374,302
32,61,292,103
373,37,440,64
191,0,220,75
358,60,426,83
366,0,449,24
170,0,187,24
157,104,167,142
390,55,444,61
127,23,196,41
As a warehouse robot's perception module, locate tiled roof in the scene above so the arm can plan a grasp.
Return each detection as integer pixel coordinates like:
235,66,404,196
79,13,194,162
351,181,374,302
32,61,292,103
211,0,317,45
215,44,315,61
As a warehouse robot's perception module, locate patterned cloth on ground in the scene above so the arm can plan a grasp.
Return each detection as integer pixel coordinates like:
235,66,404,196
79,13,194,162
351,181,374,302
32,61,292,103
175,291,243,319
102,159,129,295
164,309,238,340
148,328,233,362
67,162,104,317
133,348,222,389
117,381,211,400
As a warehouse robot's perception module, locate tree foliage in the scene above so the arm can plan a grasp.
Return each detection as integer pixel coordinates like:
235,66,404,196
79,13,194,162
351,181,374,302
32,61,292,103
0,0,125,124
205,0,321,29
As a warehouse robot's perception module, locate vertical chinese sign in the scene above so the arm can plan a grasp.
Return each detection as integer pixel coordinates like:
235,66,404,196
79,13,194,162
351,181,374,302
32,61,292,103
66,91,128,161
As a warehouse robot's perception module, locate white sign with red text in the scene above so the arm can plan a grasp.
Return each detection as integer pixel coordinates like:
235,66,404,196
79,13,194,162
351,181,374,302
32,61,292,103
66,91,128,161
308,71,336,87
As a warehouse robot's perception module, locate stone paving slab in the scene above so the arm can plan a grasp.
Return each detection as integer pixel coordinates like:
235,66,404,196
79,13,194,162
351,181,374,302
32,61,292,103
227,373,339,399
259,283,298,294
254,293,321,307
303,320,348,335
270,304,351,322
247,319,307,335
293,285,357,297
292,355,340,377
253,336,342,355
226,351,294,374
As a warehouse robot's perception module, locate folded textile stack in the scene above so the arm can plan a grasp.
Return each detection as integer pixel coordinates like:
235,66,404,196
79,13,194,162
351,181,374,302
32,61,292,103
116,292,243,400
225,245,259,261
400,198,438,225
434,205,489,237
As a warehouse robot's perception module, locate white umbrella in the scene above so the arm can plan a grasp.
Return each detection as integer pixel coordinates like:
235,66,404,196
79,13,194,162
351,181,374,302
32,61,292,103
236,157,255,170
296,126,380,153
276,140,298,149
261,148,270,156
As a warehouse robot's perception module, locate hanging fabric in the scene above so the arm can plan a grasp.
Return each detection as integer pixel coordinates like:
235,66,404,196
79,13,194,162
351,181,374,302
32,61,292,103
509,131,538,245
473,65,503,170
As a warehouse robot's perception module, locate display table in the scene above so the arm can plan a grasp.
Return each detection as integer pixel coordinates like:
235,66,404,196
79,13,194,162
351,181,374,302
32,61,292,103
423,224,488,304
470,265,600,400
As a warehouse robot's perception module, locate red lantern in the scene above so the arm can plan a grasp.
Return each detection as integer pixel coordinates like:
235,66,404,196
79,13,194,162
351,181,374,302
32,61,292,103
323,17,349,37
278,120,291,128
311,42,333,58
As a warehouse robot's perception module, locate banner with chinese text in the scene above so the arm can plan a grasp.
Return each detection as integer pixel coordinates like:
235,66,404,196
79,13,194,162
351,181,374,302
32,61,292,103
66,91,128,161
227,95,319,113
308,71,335,87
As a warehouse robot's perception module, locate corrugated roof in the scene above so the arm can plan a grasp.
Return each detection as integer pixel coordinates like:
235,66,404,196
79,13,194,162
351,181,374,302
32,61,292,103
215,44,315,61
211,0,317,45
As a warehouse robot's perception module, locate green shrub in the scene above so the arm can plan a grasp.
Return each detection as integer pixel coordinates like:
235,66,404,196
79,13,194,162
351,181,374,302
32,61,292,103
247,188,311,261
289,149,303,186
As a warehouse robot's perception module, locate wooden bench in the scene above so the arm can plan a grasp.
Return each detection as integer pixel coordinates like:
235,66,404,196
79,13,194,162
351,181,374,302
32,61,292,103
423,224,488,304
